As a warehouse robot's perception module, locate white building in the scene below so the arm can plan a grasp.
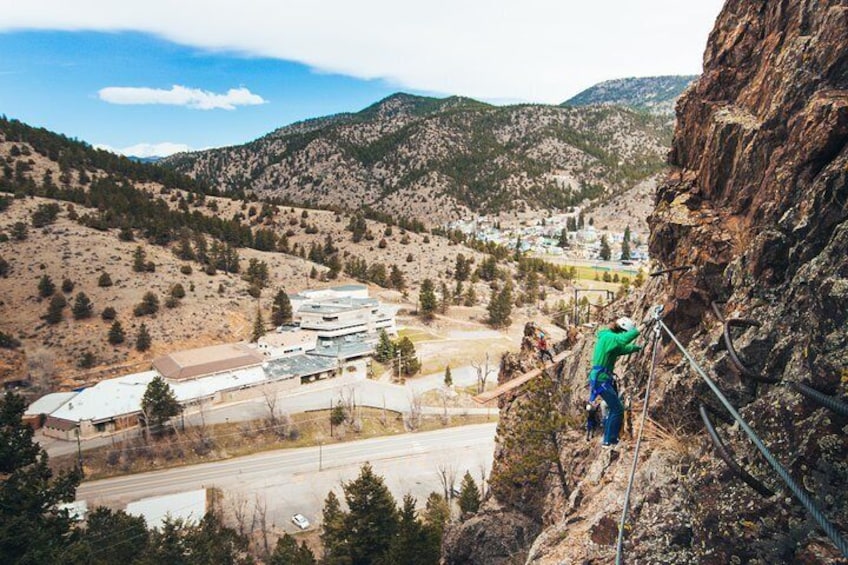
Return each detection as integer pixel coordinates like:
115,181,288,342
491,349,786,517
290,284,397,339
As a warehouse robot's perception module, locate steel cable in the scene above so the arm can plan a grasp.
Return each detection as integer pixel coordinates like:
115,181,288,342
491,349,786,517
658,320,848,557
615,316,663,564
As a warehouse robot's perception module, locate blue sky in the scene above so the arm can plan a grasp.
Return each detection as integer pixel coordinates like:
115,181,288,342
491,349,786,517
0,1,724,157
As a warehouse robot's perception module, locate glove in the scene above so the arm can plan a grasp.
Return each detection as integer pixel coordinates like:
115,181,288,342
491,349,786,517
585,403,593,411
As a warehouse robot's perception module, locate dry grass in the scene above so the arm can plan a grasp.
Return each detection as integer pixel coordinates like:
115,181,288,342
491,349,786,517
52,408,497,480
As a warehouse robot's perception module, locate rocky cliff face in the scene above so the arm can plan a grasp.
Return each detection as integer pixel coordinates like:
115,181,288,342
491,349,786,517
444,1,848,563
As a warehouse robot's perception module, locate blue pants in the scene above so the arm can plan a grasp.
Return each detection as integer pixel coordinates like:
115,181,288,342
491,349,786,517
599,386,624,445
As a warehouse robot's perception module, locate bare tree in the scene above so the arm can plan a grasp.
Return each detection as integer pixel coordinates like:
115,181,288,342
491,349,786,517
472,352,493,394
227,492,254,537
478,463,489,499
255,494,271,559
261,383,279,426
437,463,459,503
405,392,423,431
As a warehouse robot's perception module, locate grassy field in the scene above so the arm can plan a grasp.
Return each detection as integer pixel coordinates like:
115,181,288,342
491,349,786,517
397,327,443,343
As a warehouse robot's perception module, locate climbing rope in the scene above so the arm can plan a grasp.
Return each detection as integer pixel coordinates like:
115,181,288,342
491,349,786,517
658,319,848,557
614,306,663,565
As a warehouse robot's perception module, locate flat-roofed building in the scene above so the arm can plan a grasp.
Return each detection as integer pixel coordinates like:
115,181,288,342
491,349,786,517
257,329,317,359
153,343,264,381
296,297,396,338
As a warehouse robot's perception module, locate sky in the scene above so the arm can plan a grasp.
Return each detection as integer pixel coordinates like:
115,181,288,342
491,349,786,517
0,1,724,157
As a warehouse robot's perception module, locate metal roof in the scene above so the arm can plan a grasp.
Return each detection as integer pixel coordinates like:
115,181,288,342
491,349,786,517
265,355,337,379
152,343,264,380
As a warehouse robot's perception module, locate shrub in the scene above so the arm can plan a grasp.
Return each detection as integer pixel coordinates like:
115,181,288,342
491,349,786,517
101,306,117,320
179,264,192,275
97,272,113,287
71,292,94,319
170,283,185,299
164,296,180,309
77,351,96,369
108,320,125,344
133,291,159,317
61,278,75,293
38,275,55,298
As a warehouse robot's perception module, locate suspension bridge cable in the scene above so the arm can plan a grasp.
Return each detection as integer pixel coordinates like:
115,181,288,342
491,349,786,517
615,316,663,565
658,319,848,557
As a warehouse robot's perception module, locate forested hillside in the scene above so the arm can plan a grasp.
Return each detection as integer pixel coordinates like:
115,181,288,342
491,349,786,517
163,93,672,223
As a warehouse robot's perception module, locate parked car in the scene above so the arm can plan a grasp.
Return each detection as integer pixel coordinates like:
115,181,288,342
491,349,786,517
291,513,310,530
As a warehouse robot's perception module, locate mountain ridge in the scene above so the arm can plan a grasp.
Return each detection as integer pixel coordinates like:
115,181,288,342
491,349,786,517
564,75,697,115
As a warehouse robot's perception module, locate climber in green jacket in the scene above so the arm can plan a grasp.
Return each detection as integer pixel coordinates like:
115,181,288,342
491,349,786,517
587,316,641,447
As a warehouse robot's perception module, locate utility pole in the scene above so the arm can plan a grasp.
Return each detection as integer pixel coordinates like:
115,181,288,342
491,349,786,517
75,425,84,478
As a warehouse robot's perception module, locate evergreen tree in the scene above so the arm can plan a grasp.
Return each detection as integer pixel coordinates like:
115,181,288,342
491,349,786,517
343,463,399,564
11,221,28,240
108,320,125,345
175,229,195,261
419,278,437,320
71,292,94,319
136,323,152,352
487,282,512,328
422,492,451,538
558,227,569,248
396,337,420,377
0,392,81,563
599,235,611,261
454,254,471,281
383,494,441,565
269,533,316,565
271,289,293,327
0,256,8,278
491,372,571,502
320,491,349,565
374,329,395,363
97,272,113,287
463,284,477,307
143,514,251,564
38,274,55,297
444,365,453,387
67,508,149,564
61,277,75,294
439,281,451,314
45,294,66,324
132,246,147,272
251,307,265,342
458,471,481,516
390,264,406,291
141,375,181,431
134,291,159,317
620,239,631,261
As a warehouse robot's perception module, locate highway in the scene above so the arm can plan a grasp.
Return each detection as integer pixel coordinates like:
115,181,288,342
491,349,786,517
77,422,497,532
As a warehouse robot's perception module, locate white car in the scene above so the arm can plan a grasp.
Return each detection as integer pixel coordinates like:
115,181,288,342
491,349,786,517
291,513,310,530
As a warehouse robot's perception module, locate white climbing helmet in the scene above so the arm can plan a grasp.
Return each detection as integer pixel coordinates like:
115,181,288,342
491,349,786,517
616,317,636,331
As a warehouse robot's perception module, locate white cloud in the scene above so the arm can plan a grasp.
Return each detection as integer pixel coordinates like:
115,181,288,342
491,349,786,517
2,0,725,102
98,85,266,110
95,142,194,158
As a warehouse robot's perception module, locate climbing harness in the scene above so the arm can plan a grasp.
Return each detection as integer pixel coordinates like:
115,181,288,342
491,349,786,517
615,305,663,565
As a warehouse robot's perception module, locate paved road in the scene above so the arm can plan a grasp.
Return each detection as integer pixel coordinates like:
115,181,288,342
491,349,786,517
77,423,497,533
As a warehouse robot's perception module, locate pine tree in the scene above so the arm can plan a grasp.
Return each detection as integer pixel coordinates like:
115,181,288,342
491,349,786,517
390,264,406,291
343,463,400,564
383,494,441,565
108,320,125,345
97,272,113,287
320,491,349,565
491,372,571,502
269,533,316,565
251,307,265,342
458,471,481,516
396,337,420,377
61,278,75,294
558,228,569,248
0,392,81,563
422,492,451,538
71,292,93,319
132,246,147,272
463,284,477,307
141,375,181,432
374,329,395,363
621,239,631,261
38,274,55,298
487,282,512,328
599,235,611,261
419,278,437,320
270,289,293,327
444,365,453,387
45,294,66,324
136,323,152,352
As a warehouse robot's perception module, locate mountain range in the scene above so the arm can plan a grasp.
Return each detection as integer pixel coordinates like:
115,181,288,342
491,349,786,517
563,75,698,115
162,83,687,224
